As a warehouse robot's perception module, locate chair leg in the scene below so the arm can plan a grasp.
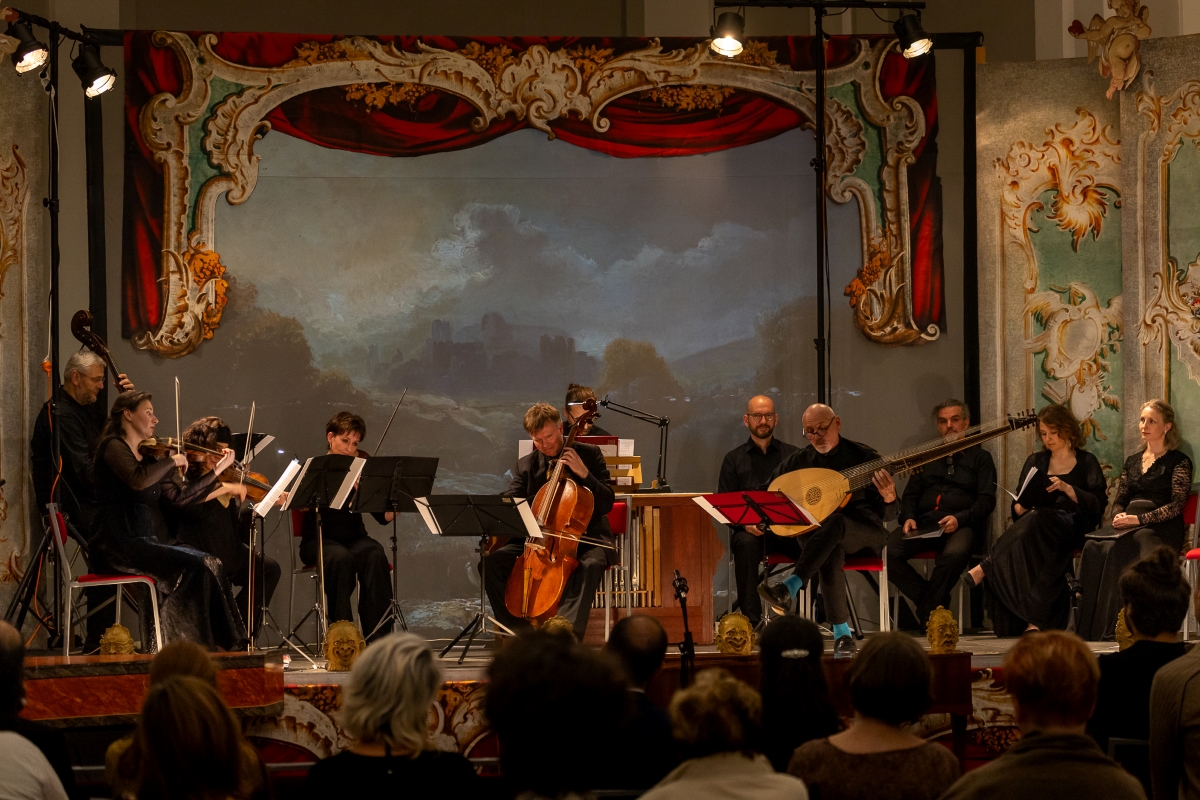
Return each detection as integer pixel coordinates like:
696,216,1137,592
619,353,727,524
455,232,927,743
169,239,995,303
879,561,890,633
288,572,296,638
146,581,164,652
63,584,74,658
604,568,612,641
115,586,122,627
845,574,864,639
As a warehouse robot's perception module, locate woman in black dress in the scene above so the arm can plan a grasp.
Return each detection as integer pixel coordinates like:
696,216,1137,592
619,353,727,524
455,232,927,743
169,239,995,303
91,392,247,650
1077,399,1193,641
961,404,1108,635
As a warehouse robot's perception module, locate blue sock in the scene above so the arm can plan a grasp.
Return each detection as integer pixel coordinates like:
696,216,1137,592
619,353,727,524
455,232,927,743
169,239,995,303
782,574,804,596
832,622,852,640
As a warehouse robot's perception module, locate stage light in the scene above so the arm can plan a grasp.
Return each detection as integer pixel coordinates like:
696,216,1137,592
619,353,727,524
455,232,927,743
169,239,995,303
710,11,744,58
7,20,48,74
71,44,116,97
894,13,932,59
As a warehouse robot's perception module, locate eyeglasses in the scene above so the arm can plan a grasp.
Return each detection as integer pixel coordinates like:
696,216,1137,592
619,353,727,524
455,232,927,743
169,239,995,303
746,413,777,422
803,420,834,439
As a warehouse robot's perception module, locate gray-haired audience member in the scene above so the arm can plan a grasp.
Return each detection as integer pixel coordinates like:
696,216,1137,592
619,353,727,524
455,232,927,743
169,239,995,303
641,668,809,800
601,614,679,789
1150,576,1200,800
788,632,958,799
942,631,1145,800
0,621,75,800
303,633,478,799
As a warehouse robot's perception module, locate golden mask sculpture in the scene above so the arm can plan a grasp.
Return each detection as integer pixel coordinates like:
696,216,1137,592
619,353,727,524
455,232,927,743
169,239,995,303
1115,609,1134,651
99,623,136,655
540,615,577,642
925,606,958,654
715,612,755,656
324,620,366,671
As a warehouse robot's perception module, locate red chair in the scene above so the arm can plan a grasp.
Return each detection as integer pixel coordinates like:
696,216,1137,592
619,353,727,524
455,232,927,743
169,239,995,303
53,511,162,656
602,499,631,640
287,509,321,644
761,552,892,633
1183,494,1198,639
902,551,966,633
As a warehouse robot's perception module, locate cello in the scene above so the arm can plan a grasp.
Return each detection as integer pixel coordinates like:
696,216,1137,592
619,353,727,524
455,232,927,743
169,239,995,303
504,399,600,624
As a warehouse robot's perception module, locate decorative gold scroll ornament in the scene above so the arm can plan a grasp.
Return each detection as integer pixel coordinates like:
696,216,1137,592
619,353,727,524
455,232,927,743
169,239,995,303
0,143,24,577
138,34,933,356
996,109,1123,436
1139,81,1200,387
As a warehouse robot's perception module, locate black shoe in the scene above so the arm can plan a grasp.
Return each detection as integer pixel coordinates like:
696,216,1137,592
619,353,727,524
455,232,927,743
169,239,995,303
758,582,792,616
833,634,858,658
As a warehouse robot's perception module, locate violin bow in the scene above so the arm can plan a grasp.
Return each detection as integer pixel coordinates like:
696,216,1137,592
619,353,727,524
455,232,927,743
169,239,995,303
242,401,256,479
174,377,186,482
372,387,407,457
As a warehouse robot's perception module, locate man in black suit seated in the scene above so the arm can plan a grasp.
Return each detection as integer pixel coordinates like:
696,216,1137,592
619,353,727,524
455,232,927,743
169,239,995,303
486,402,615,639
603,614,678,789
887,399,996,629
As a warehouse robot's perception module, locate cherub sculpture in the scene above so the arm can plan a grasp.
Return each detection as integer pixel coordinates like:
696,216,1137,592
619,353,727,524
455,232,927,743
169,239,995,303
99,623,137,655
925,606,959,655
1069,0,1152,100
324,620,366,671
715,612,754,655
540,615,577,642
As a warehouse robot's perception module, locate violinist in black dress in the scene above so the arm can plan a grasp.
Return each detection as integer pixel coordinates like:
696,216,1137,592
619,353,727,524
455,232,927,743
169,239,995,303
167,416,282,634
962,405,1108,635
90,391,246,650
1077,400,1193,641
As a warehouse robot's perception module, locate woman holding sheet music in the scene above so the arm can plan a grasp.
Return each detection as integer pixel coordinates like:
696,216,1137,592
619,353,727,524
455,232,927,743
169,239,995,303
960,404,1107,636
1076,400,1192,641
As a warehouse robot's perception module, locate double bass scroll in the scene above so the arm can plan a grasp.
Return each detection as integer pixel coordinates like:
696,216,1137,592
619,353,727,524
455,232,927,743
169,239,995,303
70,309,129,393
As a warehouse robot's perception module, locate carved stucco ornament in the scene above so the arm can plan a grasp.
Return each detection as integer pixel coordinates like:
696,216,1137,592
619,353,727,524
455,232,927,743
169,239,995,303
996,109,1123,437
137,34,934,355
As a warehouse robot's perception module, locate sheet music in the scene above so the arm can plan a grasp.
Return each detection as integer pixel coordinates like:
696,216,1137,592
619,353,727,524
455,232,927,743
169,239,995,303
415,498,441,535
330,457,367,510
907,525,946,540
515,498,543,538
692,495,732,525
1000,467,1038,502
280,457,313,511
254,459,300,518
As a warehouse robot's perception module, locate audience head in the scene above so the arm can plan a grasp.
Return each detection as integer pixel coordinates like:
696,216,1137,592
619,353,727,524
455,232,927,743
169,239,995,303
134,675,244,800
670,668,762,760
149,640,218,688
1036,404,1085,451
1004,631,1098,732
846,632,933,726
606,614,668,688
1140,399,1181,450
1120,545,1190,639
758,617,841,754
340,632,441,756
487,629,629,796
0,620,24,716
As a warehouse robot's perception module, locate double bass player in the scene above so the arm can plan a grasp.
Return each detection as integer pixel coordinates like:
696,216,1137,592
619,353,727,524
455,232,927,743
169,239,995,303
485,402,616,639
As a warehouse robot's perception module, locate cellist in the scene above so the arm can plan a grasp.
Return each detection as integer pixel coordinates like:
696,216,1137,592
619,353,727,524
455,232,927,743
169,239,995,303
485,402,615,639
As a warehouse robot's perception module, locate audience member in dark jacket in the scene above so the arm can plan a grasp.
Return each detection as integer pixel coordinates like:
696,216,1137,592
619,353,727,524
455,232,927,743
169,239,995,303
602,614,679,789
940,631,1146,800
1087,546,1190,753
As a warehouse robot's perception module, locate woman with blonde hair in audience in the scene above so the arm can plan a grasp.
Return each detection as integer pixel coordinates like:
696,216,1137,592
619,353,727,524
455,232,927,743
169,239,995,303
641,668,808,799
303,632,478,798
787,632,958,799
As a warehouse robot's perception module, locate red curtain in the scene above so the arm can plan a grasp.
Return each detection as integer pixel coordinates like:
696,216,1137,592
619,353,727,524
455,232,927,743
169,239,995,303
123,32,943,338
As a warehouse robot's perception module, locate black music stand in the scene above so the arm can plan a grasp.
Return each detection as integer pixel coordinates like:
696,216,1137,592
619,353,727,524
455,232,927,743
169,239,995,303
281,454,362,656
418,496,538,663
350,456,439,638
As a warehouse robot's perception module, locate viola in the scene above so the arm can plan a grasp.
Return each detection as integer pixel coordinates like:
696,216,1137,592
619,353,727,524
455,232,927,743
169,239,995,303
70,310,129,393
503,399,600,624
139,437,271,501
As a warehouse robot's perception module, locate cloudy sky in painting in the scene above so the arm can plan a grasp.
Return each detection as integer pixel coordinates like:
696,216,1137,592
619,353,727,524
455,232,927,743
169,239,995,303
213,126,845,366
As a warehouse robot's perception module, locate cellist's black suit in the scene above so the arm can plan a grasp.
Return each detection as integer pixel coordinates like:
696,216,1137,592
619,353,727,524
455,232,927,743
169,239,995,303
484,442,616,639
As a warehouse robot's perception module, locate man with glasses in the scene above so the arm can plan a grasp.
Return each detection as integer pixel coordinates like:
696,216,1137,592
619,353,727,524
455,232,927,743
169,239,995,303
717,395,799,626
757,403,897,657
887,399,995,629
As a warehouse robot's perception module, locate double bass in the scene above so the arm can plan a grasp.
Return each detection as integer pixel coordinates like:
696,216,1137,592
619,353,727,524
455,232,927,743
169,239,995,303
504,399,600,624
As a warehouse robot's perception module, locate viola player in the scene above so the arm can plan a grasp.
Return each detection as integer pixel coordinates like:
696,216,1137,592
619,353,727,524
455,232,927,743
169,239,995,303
484,402,616,639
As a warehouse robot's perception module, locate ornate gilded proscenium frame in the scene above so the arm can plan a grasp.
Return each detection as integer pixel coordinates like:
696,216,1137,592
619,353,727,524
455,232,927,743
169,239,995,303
135,34,934,357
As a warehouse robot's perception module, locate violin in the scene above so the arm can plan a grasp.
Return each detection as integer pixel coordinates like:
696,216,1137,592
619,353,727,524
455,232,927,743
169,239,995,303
139,438,272,502
503,398,600,624
70,310,129,393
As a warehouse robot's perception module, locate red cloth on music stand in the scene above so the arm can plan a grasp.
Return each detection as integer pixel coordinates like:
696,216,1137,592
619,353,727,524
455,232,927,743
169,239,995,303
693,490,819,528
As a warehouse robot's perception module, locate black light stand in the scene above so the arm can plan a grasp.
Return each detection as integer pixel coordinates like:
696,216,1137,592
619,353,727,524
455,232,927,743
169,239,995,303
598,395,670,492
673,570,696,688
713,0,928,405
